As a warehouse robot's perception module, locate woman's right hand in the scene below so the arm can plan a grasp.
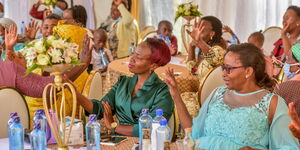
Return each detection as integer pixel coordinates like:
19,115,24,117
164,67,181,100
80,34,92,65
186,18,205,44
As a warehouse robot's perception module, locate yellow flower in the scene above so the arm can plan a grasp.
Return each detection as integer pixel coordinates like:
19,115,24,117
52,39,66,49
46,35,56,45
184,11,191,16
37,54,50,66
178,7,184,13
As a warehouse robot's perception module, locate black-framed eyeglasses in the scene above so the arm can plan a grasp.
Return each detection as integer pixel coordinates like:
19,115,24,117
221,64,244,74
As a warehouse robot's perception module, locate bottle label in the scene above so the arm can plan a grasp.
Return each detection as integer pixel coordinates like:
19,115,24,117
151,123,160,149
142,128,150,139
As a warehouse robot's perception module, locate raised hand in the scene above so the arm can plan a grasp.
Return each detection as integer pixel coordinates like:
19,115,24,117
186,18,205,43
5,24,18,51
288,102,300,139
102,101,113,130
164,67,180,99
25,20,40,40
80,34,92,65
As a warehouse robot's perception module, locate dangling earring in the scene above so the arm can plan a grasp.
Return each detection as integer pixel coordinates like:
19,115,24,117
210,36,213,40
245,75,248,79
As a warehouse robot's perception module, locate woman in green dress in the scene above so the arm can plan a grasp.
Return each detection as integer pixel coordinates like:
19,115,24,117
75,38,174,137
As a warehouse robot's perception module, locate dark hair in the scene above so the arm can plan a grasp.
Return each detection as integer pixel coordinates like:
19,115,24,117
94,29,107,41
287,5,300,18
57,0,68,10
144,38,171,66
249,31,264,43
71,5,87,27
202,16,223,47
45,13,62,20
158,20,173,30
226,43,276,90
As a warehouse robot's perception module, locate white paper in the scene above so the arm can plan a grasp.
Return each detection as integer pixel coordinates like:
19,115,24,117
169,56,186,67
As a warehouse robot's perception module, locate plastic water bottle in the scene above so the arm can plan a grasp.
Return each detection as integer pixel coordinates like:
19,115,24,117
33,109,47,136
21,21,25,34
86,114,101,150
30,121,46,150
183,128,195,150
129,42,135,56
99,49,109,68
8,112,18,137
138,109,152,150
151,109,165,150
9,116,24,150
156,119,171,150
164,36,171,47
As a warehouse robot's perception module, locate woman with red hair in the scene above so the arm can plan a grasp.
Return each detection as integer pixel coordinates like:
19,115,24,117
75,38,174,137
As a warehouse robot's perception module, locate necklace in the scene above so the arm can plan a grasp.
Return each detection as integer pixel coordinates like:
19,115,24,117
232,89,265,96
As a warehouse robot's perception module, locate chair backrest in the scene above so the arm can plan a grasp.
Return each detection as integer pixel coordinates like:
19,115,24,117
0,87,30,138
139,26,156,43
82,70,103,100
262,26,282,56
199,66,225,105
133,19,140,43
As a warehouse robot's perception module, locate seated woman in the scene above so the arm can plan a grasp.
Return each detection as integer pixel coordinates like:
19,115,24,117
274,43,300,117
76,38,174,137
165,43,300,149
186,16,226,86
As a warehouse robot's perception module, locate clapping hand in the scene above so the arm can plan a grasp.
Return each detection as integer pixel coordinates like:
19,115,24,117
80,34,92,65
102,101,113,130
288,102,300,139
186,18,205,44
5,24,17,51
6,51,26,69
25,20,40,40
164,68,180,99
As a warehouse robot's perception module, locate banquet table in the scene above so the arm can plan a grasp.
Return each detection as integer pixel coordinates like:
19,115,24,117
0,137,179,150
103,56,199,95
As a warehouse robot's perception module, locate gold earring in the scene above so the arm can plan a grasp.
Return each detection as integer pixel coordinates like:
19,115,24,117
245,75,248,79
210,36,213,40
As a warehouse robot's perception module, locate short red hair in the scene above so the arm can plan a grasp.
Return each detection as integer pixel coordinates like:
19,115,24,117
144,38,171,66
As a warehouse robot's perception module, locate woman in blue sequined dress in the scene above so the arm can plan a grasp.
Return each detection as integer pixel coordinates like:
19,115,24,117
165,43,300,150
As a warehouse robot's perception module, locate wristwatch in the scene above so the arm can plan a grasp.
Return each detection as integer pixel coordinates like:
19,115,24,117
111,122,118,135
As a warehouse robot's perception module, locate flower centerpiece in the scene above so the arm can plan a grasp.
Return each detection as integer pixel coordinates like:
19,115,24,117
175,2,201,22
41,0,57,6
21,35,82,75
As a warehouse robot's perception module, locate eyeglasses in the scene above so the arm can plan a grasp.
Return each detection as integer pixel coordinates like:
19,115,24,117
221,64,244,74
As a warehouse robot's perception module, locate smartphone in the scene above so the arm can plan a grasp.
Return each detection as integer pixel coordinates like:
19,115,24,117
100,136,127,146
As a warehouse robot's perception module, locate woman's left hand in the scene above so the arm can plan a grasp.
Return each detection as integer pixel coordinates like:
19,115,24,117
186,18,205,43
80,34,92,65
6,52,26,69
164,68,181,100
102,101,113,130
5,24,18,50
288,102,300,139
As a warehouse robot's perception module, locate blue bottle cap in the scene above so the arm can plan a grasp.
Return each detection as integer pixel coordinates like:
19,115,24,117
33,121,41,130
141,109,149,114
159,119,167,126
165,36,170,41
35,109,45,116
131,42,135,46
21,21,25,24
89,114,97,122
158,34,164,39
10,112,18,118
156,109,163,116
13,116,20,123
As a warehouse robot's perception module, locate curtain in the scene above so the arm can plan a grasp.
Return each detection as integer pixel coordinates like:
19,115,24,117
139,0,300,53
131,0,139,21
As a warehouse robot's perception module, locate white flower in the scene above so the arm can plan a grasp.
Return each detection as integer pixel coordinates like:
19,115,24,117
52,39,66,49
34,40,46,54
37,54,50,66
48,48,63,63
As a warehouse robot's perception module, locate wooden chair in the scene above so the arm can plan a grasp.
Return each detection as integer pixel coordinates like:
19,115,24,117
199,66,225,105
0,87,30,138
222,31,233,43
262,26,282,56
